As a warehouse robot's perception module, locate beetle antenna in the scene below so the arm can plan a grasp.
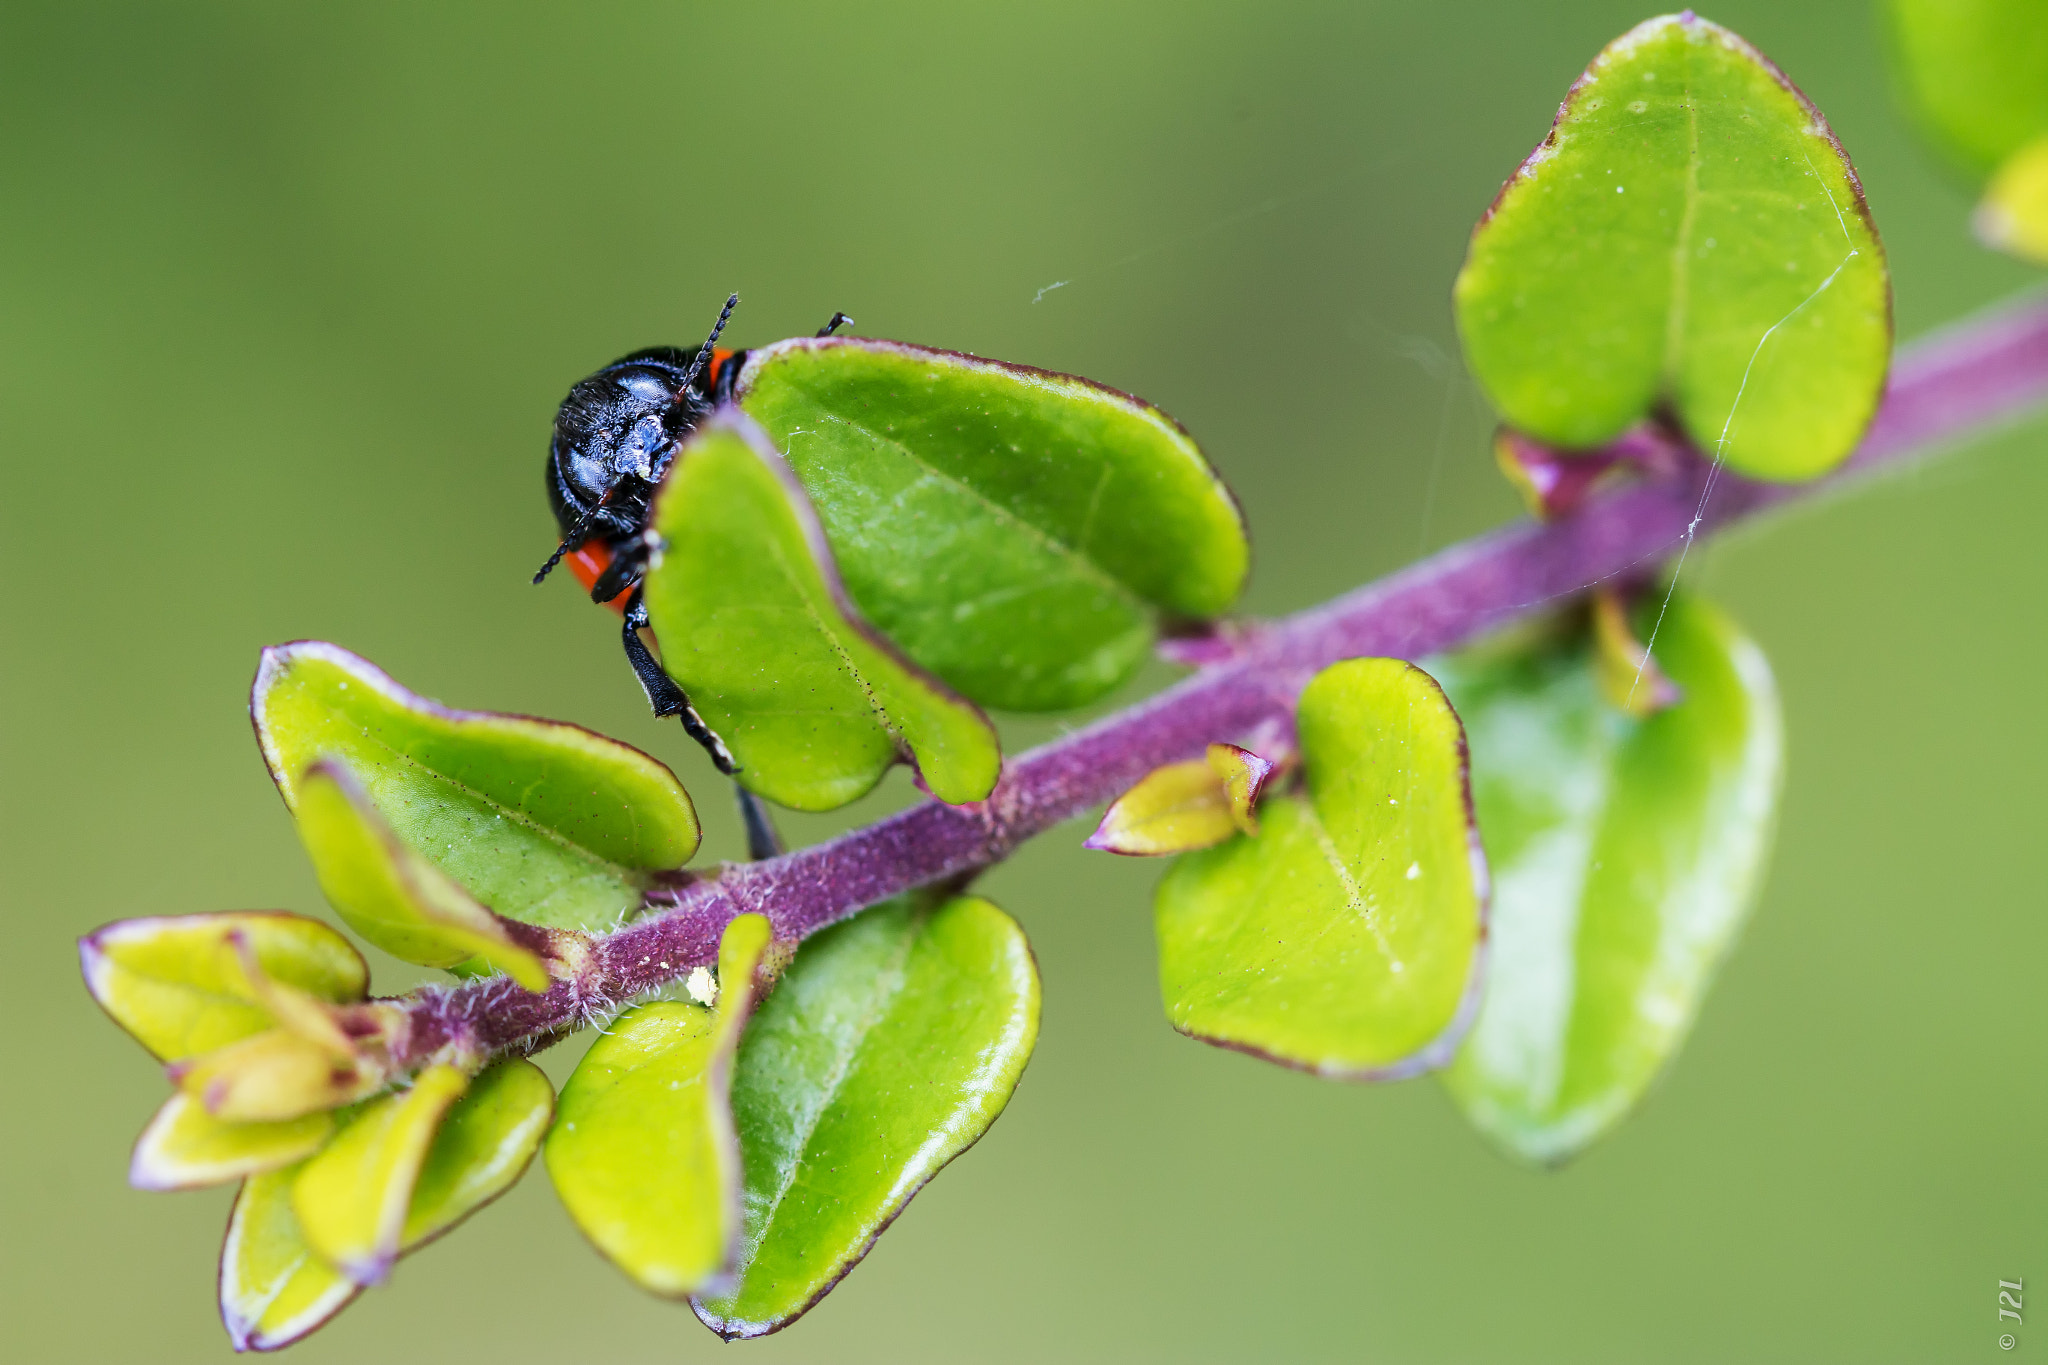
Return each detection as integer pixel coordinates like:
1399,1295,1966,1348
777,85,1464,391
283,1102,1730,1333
536,291,737,588
676,292,739,396
532,482,621,585
530,528,581,586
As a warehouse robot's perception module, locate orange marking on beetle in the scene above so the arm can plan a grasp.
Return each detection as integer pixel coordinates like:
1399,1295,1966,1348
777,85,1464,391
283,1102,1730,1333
567,349,733,621
567,544,630,615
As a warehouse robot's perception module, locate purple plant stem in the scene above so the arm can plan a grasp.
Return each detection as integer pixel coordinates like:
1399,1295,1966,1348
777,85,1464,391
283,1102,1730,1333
397,290,2048,1068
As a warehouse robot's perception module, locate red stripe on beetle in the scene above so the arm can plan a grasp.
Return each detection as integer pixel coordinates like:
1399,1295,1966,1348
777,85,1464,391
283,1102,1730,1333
567,544,631,615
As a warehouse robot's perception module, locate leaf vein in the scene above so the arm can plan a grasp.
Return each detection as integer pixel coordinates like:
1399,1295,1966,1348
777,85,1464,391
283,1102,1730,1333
805,414,1144,614
742,920,920,1263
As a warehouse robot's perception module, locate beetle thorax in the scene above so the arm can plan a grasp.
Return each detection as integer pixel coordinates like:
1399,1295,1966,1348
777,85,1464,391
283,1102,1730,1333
549,357,713,541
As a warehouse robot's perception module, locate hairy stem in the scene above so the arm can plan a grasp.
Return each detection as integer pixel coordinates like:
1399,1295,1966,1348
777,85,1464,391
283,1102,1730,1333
398,290,2048,1069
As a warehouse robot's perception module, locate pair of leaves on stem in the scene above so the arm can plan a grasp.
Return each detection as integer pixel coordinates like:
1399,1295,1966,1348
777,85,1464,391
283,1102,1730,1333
546,896,1040,1338
244,645,1045,1337
1116,660,1491,1079
221,1059,553,1350
1889,0,2048,262
637,339,1250,812
1444,15,1798,1156
1458,12,1892,484
1107,592,1779,1165
1435,590,1782,1163
254,639,708,1009
255,640,702,939
80,911,556,1349
175,638,1045,1341
84,912,389,1124
86,886,1043,1344
76,645,704,1350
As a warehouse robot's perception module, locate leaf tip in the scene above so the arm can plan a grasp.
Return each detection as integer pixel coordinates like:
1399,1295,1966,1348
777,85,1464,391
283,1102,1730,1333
1078,825,1123,854
76,929,112,1009
1089,749,1274,856
1205,743,1273,836
337,1252,396,1288
1975,135,2048,264
128,1147,176,1193
1591,588,1683,717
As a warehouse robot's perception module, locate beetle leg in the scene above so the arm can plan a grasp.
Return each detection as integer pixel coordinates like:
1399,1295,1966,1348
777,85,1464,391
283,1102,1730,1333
734,784,783,862
621,593,739,774
815,311,854,337
589,538,643,604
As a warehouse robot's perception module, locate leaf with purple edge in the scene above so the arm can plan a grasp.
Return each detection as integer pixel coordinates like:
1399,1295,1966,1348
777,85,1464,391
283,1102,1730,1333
214,1058,555,1351
221,1162,362,1353
291,1064,470,1284
166,937,404,1123
171,1027,385,1123
642,412,1001,812
400,1058,555,1251
1154,659,1487,1078
693,895,1039,1340
293,759,553,991
79,912,367,1064
252,640,701,933
1085,743,1274,855
544,914,774,1298
1437,591,1782,1165
1455,13,1890,481
1210,743,1271,835
735,336,1248,713
130,1093,334,1192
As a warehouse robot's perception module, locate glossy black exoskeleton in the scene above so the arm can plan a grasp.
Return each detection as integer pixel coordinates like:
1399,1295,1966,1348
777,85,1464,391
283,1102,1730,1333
543,344,739,595
533,295,851,798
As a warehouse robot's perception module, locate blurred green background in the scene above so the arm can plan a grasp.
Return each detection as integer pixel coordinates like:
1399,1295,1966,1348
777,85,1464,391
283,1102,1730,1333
3,2,2043,1360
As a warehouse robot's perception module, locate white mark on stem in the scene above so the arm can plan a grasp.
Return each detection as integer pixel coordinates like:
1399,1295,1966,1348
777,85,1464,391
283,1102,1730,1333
685,966,717,1006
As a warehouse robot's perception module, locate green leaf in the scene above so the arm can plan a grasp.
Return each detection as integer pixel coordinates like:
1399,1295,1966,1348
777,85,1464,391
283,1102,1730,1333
1155,659,1486,1077
294,760,553,991
401,1058,555,1250
547,1000,733,1292
734,337,1249,712
1889,2,2048,263
215,1060,554,1350
166,938,404,1123
130,1092,333,1191
253,641,701,932
1590,586,1681,717
694,895,1040,1339
1977,133,2048,262
79,911,367,1063
1084,743,1275,855
292,1064,470,1283
172,1027,386,1122
1889,0,2048,178
1437,592,1782,1164
545,914,774,1297
642,412,1000,811
1454,13,1890,481
220,1163,361,1353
